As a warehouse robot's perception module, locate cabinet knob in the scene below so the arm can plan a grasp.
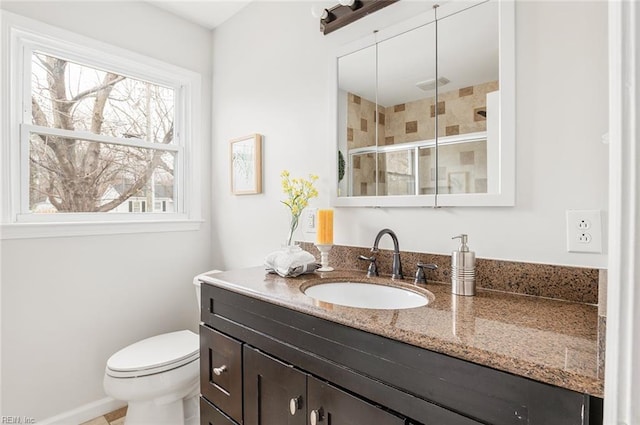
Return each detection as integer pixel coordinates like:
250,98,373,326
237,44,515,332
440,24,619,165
213,365,227,376
289,396,302,415
310,408,324,425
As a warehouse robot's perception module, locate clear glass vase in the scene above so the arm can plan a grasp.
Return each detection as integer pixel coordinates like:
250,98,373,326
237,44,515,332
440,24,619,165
285,214,301,247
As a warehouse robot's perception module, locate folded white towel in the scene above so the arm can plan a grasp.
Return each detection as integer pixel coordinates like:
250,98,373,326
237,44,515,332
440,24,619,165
265,247,320,277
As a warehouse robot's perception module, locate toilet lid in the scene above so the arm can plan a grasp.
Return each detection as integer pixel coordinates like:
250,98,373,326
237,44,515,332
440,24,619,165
106,330,199,378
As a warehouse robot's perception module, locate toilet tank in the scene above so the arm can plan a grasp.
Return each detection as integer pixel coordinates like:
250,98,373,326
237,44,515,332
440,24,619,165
194,270,222,312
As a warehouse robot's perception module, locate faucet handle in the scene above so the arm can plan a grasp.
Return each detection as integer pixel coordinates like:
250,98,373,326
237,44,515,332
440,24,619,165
415,262,438,284
358,255,379,277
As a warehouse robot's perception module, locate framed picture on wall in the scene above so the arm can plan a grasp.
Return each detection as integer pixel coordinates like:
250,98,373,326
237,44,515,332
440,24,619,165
230,134,262,195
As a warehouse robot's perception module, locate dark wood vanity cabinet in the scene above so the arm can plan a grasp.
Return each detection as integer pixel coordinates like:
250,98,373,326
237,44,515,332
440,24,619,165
200,282,603,425
244,346,405,425
201,330,408,425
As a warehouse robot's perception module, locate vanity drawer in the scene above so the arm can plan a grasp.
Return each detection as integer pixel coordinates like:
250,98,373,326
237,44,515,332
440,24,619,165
200,396,238,425
200,325,243,424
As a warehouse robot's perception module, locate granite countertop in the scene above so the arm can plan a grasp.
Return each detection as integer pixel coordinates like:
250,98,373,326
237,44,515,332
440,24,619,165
199,266,603,398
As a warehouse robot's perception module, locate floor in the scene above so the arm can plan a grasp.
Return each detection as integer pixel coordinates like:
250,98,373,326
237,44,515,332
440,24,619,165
80,406,127,425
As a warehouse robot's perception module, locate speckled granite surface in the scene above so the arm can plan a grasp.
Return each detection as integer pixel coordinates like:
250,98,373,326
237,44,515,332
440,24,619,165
300,243,599,304
199,267,604,398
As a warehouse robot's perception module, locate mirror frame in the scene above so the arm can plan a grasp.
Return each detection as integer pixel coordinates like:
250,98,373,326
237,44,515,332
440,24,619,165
330,0,515,208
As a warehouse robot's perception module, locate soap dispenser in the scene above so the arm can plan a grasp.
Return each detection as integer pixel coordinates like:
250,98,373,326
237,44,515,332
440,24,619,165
451,234,476,296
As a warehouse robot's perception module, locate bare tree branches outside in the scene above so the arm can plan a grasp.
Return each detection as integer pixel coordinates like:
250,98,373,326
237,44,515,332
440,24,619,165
29,52,176,213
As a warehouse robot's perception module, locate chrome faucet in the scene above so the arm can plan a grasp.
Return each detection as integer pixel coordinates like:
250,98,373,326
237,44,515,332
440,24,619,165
372,228,404,279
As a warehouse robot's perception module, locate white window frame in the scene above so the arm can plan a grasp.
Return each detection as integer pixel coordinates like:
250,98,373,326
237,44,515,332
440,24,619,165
0,11,202,239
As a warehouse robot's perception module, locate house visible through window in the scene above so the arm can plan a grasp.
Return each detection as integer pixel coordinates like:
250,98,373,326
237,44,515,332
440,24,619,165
28,51,178,214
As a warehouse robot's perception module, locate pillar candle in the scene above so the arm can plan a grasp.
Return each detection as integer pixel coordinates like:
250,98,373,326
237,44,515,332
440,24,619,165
317,209,334,245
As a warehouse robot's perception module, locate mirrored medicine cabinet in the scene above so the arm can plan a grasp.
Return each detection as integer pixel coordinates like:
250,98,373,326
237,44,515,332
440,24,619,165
330,0,515,207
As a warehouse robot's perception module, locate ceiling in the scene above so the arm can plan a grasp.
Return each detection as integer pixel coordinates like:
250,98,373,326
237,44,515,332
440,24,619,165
150,1,251,29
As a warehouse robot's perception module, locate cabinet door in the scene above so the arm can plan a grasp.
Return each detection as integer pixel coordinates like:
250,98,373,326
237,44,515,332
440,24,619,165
307,376,406,425
244,346,307,425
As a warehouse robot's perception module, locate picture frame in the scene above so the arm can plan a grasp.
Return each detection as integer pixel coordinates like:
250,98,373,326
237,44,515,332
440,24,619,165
230,134,262,195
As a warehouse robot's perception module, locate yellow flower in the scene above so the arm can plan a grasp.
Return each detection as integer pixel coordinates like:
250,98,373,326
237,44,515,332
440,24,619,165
281,170,319,245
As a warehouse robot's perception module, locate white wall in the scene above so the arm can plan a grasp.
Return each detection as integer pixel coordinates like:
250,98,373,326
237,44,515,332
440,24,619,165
0,1,213,420
211,1,608,270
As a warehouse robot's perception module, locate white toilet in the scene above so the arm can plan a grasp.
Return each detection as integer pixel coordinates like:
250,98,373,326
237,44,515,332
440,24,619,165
103,271,218,425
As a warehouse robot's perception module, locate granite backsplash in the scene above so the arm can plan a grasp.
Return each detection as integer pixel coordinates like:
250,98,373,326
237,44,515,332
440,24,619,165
300,242,601,305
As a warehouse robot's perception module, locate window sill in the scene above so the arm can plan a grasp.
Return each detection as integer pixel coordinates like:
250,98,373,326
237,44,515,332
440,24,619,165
0,219,203,240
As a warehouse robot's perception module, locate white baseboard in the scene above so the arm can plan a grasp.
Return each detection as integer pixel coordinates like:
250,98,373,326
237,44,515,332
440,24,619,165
38,398,126,425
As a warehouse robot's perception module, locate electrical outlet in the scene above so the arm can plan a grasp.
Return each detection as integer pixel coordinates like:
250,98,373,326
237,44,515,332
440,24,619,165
577,219,590,230
566,210,602,253
577,233,592,243
305,208,317,232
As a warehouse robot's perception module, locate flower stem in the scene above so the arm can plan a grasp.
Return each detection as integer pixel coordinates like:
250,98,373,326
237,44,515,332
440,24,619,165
287,214,300,246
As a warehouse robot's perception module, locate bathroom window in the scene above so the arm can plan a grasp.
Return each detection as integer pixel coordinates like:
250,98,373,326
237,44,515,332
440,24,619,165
1,14,202,238
29,52,177,215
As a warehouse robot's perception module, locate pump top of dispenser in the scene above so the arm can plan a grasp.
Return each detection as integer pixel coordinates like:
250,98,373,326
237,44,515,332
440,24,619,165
452,234,470,252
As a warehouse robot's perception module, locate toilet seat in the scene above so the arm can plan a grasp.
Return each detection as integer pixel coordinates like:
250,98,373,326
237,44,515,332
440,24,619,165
106,330,199,378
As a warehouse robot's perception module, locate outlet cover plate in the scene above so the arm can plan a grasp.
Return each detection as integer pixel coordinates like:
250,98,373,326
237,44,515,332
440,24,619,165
566,210,602,253
304,208,317,233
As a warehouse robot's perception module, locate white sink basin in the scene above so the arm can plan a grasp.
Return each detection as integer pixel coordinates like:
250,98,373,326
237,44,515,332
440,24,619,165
303,281,429,310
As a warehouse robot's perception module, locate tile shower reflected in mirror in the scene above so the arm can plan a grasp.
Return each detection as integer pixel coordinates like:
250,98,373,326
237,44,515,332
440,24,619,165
336,0,509,204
